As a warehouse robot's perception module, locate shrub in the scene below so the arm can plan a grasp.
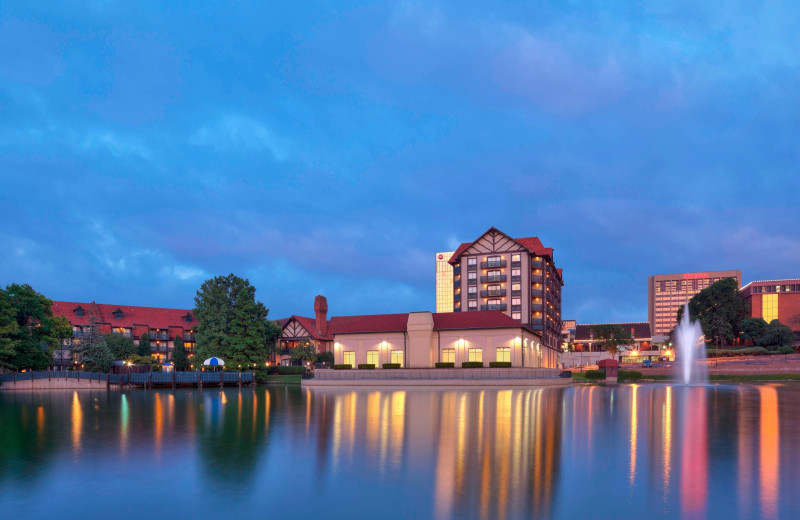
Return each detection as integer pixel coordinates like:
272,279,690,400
382,363,401,369
332,364,352,370
708,347,770,357
777,346,795,355
435,362,455,368
317,351,334,366
618,370,642,382
358,363,375,370
489,361,512,368
276,366,306,375
584,370,605,380
462,361,484,368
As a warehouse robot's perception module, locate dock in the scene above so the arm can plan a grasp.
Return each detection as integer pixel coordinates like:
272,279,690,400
0,370,255,390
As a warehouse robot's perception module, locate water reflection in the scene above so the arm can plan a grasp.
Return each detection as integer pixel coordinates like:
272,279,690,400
0,384,799,519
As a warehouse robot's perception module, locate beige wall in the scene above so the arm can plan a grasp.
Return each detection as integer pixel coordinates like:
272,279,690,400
333,332,407,367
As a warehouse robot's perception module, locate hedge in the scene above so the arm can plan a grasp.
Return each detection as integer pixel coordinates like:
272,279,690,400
275,366,306,375
462,361,484,368
489,361,512,368
584,370,605,380
707,347,770,357
332,364,352,370
777,346,795,355
618,370,642,383
357,364,375,370
435,362,455,368
382,363,401,369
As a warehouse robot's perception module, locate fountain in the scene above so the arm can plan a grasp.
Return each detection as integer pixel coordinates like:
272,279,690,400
675,303,707,385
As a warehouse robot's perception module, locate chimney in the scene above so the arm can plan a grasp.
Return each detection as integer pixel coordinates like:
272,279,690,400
314,295,328,336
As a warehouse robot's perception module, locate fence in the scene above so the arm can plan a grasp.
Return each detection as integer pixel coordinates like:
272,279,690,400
0,370,254,386
313,367,561,381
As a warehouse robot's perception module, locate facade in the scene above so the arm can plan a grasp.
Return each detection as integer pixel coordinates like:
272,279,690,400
435,251,456,313
561,319,577,350
51,301,198,366
448,227,564,352
648,270,742,336
573,322,652,352
276,295,334,365
741,279,800,341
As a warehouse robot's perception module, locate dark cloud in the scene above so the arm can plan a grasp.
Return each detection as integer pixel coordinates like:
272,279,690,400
1,0,799,323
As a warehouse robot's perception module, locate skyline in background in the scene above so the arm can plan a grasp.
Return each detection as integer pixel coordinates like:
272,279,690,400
2,1,799,323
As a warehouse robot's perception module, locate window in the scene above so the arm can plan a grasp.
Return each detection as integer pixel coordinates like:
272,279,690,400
489,284,500,292
367,350,379,366
468,348,483,362
75,306,84,317
763,294,778,323
184,313,193,323
496,347,510,363
113,309,123,320
468,257,477,266
512,312,521,320
391,350,404,367
488,299,501,306
468,300,477,309
512,298,521,306
512,283,521,291
512,269,521,277
468,286,477,295
468,272,477,280
343,351,355,367
442,348,455,363
512,254,520,262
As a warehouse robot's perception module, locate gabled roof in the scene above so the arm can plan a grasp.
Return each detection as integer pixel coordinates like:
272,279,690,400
52,301,198,329
574,322,652,341
448,227,555,264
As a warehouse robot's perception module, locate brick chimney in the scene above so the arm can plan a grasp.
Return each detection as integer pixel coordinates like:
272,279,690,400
314,295,328,336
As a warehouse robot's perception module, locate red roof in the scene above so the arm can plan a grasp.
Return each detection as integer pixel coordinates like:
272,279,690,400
448,227,555,264
432,311,528,330
52,301,197,330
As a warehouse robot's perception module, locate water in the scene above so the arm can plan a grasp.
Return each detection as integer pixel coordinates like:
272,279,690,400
676,303,707,384
1,384,799,520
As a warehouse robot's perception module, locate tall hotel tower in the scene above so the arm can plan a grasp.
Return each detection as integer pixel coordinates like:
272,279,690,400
435,252,456,313
448,227,564,351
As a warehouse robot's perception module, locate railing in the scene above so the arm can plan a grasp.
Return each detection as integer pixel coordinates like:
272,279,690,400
150,333,168,340
480,260,506,268
112,331,133,338
0,370,255,385
531,275,543,282
481,304,507,311
183,334,196,341
511,275,521,283
314,367,562,381
480,289,506,297
481,275,506,283
511,261,521,268
531,303,544,310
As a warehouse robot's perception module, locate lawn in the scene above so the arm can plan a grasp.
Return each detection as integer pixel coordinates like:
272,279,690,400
261,374,302,384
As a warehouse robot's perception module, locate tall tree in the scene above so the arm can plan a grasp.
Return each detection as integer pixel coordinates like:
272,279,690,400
591,324,633,360
4,284,64,370
290,339,317,364
80,335,114,372
137,332,151,357
757,320,796,349
171,335,189,371
51,315,74,367
194,274,280,369
0,290,19,369
740,317,768,343
678,278,746,348
105,333,136,361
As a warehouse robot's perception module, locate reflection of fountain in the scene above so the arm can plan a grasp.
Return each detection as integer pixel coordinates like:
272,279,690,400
675,303,707,385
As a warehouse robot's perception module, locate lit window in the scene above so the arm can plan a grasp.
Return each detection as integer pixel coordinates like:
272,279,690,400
762,294,778,323
512,269,521,276
442,349,455,363
512,312,521,320
512,283,521,291
512,298,521,306
512,254,520,262
496,347,510,363
468,272,477,280
468,300,477,309
468,286,477,294
343,351,355,367
468,257,477,266
468,348,483,363
391,350,404,366
367,350,379,366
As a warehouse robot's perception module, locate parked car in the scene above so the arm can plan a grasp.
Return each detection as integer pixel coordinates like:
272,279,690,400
642,359,652,368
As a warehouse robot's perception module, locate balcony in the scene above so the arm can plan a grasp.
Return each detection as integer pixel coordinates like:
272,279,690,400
511,290,521,297
530,319,544,328
511,261,521,268
532,260,544,267
112,331,132,338
531,275,543,282
511,305,522,312
480,275,506,283
480,260,506,269
467,277,478,285
481,304,507,311
467,263,477,271
150,332,168,340
454,293,461,300
183,333,196,341
480,289,506,297
531,303,544,311
511,275,521,283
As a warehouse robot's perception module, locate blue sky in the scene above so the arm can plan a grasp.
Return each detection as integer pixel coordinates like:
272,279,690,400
2,1,799,323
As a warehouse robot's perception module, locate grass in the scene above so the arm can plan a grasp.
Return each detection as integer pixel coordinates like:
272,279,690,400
262,374,302,384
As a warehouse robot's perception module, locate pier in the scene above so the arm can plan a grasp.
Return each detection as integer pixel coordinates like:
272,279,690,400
0,370,255,390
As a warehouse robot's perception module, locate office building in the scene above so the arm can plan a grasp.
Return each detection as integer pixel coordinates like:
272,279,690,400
448,227,564,351
648,270,741,336
435,251,456,313
741,279,800,342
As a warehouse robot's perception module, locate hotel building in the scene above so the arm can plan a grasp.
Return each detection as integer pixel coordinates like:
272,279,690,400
741,279,800,342
435,251,456,313
648,270,742,337
51,301,198,366
448,227,564,351
573,322,652,352
279,295,557,368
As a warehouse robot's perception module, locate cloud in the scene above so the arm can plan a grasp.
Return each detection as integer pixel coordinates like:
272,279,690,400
81,130,153,160
190,114,289,160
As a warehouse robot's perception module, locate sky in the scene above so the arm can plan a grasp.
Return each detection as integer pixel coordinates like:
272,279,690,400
2,1,799,324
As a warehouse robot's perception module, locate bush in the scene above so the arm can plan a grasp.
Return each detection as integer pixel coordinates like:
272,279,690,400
332,364,352,370
489,361,512,368
462,361,484,368
317,351,334,366
382,363,401,369
584,370,605,380
707,347,770,357
358,363,375,370
435,362,455,368
777,346,795,355
276,366,306,375
618,370,642,382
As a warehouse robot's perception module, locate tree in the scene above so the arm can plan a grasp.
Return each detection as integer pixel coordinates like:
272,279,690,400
0,290,19,369
757,320,795,349
4,284,65,370
590,324,633,360
104,333,136,361
678,278,745,348
80,335,114,372
740,317,768,343
290,339,317,364
51,315,73,368
317,351,334,366
194,274,280,369
171,335,189,371
137,332,151,357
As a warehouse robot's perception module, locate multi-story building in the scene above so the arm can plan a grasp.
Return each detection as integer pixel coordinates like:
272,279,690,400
648,270,742,337
435,251,456,313
448,227,564,351
561,319,577,349
51,301,198,366
574,322,652,352
741,279,800,342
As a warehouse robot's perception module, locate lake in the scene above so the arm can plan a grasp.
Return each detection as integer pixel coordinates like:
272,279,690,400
1,383,798,519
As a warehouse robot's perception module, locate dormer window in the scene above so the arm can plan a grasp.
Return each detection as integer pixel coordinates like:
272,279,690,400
184,313,193,323
113,309,123,320
75,306,84,317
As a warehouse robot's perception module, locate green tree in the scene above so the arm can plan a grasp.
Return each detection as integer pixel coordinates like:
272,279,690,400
591,324,633,360
171,336,189,371
4,284,66,370
104,333,136,361
740,317,768,343
317,351,334,366
80,335,114,372
290,339,317,364
194,274,280,370
51,315,74,367
678,278,746,348
0,290,19,369
757,320,795,349
137,332,151,357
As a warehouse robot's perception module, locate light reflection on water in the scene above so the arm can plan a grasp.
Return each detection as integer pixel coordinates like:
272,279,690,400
1,384,799,520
